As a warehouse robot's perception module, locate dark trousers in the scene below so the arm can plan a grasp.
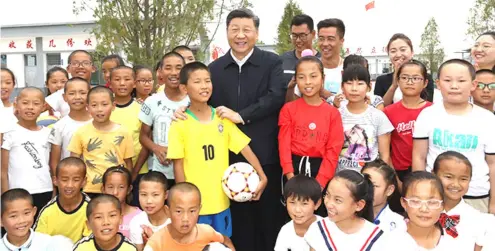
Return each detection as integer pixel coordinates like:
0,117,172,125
33,191,52,222
230,164,286,251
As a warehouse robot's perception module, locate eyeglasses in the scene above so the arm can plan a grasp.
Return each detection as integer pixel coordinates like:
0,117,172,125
399,76,424,83
137,79,153,85
473,44,493,52
290,32,311,41
69,61,92,68
476,82,495,90
403,198,443,209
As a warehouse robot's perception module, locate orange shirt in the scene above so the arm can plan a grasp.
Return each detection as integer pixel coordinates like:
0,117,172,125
144,224,224,251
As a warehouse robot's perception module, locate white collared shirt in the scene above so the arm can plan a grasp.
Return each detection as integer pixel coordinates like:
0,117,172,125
0,229,72,251
383,229,456,251
374,205,407,232
230,49,254,71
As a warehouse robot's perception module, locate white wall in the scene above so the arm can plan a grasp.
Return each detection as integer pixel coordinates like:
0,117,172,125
6,54,25,88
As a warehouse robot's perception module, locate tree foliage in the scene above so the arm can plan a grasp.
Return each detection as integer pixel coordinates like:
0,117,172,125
275,0,303,55
467,0,495,39
419,17,445,74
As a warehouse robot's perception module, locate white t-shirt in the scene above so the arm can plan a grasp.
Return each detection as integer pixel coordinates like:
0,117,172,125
0,106,16,133
0,229,73,251
337,106,394,172
305,218,387,251
1,124,52,194
413,103,495,196
374,205,407,233
274,215,322,251
45,89,70,117
383,229,457,251
295,66,344,96
47,116,92,159
482,214,495,251
138,92,190,178
129,211,171,245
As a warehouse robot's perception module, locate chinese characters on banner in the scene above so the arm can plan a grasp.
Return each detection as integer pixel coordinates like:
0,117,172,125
342,46,388,56
41,35,96,51
1,38,36,53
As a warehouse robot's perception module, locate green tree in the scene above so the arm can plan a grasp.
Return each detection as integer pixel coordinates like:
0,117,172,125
419,17,445,75
467,0,495,39
73,0,248,66
275,0,303,55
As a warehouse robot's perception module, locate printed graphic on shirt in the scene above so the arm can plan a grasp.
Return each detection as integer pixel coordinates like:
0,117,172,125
87,138,102,152
114,136,124,146
338,124,375,171
294,123,329,144
396,120,415,135
432,129,478,152
22,141,45,169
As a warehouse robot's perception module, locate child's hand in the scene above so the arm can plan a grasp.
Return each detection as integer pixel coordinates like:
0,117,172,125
141,225,153,244
333,94,345,108
252,176,268,201
152,145,168,165
172,106,188,121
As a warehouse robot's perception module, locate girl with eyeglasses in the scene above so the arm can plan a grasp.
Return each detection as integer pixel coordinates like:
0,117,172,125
133,65,154,104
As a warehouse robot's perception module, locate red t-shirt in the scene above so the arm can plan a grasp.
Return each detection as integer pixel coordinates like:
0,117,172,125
384,101,432,170
278,98,344,187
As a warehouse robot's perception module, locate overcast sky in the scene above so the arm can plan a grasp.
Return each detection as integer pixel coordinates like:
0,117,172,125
0,0,477,56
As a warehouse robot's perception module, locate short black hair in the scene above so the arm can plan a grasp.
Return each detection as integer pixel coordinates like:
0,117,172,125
140,171,169,191
64,77,91,92
402,171,444,200
160,51,185,68
291,14,314,31
18,87,45,101
86,194,121,219
167,182,201,206
342,64,371,86
109,65,135,80
173,45,193,53
155,61,162,72
87,85,114,103
56,156,86,177
476,69,495,76
343,54,369,70
103,165,132,187
133,65,153,76
179,61,210,85
226,8,260,29
283,175,321,204
68,50,93,64
433,151,473,178
438,59,476,81
1,188,34,216
317,18,345,38
102,54,125,66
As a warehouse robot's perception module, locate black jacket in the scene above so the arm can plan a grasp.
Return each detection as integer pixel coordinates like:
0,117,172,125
208,46,287,165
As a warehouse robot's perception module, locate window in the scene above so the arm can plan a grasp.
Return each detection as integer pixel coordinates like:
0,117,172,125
46,53,61,67
24,54,38,87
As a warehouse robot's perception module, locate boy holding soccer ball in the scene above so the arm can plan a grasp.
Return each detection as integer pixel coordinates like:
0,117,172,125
167,62,268,237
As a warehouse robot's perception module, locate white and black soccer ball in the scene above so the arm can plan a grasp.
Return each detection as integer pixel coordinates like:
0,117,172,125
222,162,260,202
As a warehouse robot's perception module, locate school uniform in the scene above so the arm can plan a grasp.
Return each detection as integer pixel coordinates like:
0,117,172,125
383,228,456,251
373,204,407,232
0,229,73,251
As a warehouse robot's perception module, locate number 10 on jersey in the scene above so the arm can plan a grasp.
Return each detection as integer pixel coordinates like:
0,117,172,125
202,145,215,161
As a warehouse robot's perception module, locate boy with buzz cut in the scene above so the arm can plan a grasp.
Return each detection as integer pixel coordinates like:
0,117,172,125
68,86,134,198
1,188,74,250
274,175,322,251
167,62,268,237
34,157,92,243
472,69,495,114
173,45,196,64
144,182,235,251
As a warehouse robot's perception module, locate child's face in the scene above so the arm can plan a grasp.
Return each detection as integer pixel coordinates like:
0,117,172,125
177,50,196,64
342,80,369,104
324,178,365,224
1,199,36,239
167,191,201,235
286,195,320,226
110,68,135,98
14,90,45,122
102,60,119,83
437,64,476,105
56,165,87,200
87,202,122,243
436,159,471,202
67,52,95,81
63,80,89,111
472,72,495,107
88,92,115,123
102,173,130,205
362,168,394,208
139,181,167,216
135,70,153,97
1,70,15,102
46,71,68,95
295,61,323,98
161,56,184,89
398,65,427,97
401,180,443,229
182,69,212,103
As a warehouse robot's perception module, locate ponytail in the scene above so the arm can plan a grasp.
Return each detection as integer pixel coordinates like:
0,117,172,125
334,170,375,222
359,173,375,222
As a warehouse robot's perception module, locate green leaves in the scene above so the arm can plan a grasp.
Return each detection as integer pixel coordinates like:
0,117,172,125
275,0,303,55
467,0,495,39
419,17,445,75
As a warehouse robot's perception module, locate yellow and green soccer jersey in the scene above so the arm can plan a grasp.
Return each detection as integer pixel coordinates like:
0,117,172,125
167,107,250,215
34,193,92,243
73,233,137,251
68,123,134,193
110,99,149,174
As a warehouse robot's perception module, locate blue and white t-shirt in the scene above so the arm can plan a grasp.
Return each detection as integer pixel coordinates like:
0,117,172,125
295,65,343,96
138,92,189,179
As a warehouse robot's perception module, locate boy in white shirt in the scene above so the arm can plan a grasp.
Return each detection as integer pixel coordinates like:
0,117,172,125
275,175,322,251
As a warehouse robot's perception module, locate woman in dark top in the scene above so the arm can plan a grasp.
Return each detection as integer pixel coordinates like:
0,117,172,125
374,33,434,106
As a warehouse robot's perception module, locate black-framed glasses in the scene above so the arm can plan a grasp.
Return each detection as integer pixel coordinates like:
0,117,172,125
399,76,424,83
476,82,495,90
137,79,153,85
290,32,311,41
69,61,93,68
403,198,443,209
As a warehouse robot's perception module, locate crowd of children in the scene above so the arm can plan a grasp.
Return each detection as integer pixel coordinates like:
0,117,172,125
0,24,495,251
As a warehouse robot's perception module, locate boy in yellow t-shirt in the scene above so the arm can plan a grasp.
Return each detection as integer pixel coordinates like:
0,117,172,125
167,62,268,237
34,157,92,243
69,86,134,197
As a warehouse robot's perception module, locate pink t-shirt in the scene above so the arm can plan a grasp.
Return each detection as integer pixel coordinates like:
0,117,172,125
120,207,142,239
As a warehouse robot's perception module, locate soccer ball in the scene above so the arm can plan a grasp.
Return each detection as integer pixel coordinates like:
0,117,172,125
222,162,260,202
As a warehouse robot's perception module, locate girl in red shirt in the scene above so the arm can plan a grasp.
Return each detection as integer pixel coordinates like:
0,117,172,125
383,60,432,181
278,56,345,194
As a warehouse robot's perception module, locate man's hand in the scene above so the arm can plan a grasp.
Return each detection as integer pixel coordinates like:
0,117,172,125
172,106,188,121
152,145,168,165
252,175,267,201
216,106,242,124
